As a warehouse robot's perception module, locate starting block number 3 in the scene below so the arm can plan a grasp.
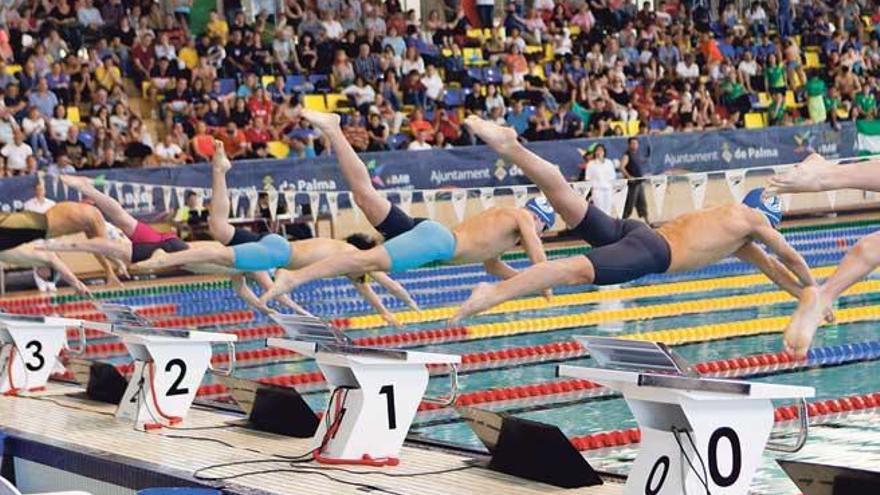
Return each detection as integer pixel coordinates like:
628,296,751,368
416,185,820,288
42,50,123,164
0,326,67,394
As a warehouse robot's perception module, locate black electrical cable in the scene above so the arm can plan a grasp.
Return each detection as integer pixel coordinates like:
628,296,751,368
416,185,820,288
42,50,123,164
671,426,711,495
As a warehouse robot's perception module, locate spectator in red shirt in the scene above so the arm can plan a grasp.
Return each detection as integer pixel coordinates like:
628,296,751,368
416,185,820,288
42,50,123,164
433,106,463,145
247,87,274,125
218,122,250,159
245,118,272,156
408,107,433,141
131,33,155,85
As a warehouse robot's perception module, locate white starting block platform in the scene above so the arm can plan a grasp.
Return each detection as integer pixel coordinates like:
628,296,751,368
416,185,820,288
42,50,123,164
0,313,86,395
560,337,815,495
267,313,460,465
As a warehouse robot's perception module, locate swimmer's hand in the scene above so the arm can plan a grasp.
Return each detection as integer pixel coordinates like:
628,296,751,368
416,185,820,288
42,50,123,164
73,281,92,297
542,288,553,302
381,311,402,328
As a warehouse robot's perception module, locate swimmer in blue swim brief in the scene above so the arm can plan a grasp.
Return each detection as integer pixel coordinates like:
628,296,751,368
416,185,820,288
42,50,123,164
452,116,820,323
257,108,555,306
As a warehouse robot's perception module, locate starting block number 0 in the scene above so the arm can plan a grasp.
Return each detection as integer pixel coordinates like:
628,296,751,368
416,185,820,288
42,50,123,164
645,427,743,494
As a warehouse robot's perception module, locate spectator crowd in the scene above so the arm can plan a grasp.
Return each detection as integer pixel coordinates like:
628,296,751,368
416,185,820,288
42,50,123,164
0,0,879,176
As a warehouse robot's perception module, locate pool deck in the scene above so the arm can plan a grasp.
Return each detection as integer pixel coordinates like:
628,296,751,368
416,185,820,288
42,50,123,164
0,383,625,495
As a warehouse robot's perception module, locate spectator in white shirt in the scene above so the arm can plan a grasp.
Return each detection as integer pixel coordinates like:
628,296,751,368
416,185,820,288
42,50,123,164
342,76,377,114
24,180,59,292
1,130,33,175
401,46,426,75
422,64,445,103
77,0,104,29
322,10,344,40
153,133,185,165
48,104,73,144
408,131,432,150
21,106,50,159
584,144,617,215
676,53,700,80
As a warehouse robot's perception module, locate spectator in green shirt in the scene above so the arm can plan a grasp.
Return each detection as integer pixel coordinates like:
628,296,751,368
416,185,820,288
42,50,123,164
854,85,877,120
804,73,827,124
722,73,752,126
765,54,788,95
824,86,843,130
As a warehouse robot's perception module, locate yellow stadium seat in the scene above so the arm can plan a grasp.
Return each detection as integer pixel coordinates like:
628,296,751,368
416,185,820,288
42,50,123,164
267,141,290,159
627,120,640,136
325,93,352,113
462,47,487,66
5,64,21,75
744,112,767,129
524,45,543,55
441,48,453,57
837,107,850,119
609,120,627,135
303,94,327,112
261,75,276,87
568,25,581,36
757,92,771,107
141,81,152,99
531,65,545,80
785,90,802,109
66,106,81,125
466,28,484,39
804,51,821,69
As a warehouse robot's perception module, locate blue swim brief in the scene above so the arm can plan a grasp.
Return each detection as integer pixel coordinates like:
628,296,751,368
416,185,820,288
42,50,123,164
231,233,292,271
383,220,456,272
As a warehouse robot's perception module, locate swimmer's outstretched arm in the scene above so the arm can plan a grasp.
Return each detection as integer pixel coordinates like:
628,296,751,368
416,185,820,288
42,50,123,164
769,153,880,193
0,245,91,296
368,272,420,311
39,238,134,265
750,222,816,289
451,256,594,324
348,276,401,327
247,271,313,315
734,242,811,299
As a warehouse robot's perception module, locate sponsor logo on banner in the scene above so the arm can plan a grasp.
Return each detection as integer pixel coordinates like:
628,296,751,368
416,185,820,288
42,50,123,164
367,159,412,188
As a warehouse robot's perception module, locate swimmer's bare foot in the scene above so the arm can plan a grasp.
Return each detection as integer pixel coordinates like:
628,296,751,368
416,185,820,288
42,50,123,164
212,139,231,173
451,282,498,325
783,285,830,359
277,294,315,317
463,116,519,153
299,107,341,132
59,175,94,192
133,250,172,272
259,269,302,306
768,153,835,194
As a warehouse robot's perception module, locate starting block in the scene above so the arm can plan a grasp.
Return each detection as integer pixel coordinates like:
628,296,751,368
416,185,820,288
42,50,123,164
267,314,460,465
559,337,815,495
0,313,86,395
82,304,237,428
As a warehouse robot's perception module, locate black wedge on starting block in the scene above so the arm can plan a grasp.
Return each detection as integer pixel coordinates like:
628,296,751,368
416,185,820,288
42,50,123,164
459,406,603,488
779,460,880,495
217,375,319,438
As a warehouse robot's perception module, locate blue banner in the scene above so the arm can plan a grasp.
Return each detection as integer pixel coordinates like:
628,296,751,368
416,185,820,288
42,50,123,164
0,122,856,212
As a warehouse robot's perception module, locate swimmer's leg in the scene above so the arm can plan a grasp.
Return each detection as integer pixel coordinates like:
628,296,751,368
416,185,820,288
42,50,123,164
452,256,595,324
0,245,90,296
60,175,139,236
260,247,392,304
208,139,237,244
40,237,134,265
785,231,880,357
298,108,391,225
134,243,233,271
464,116,588,227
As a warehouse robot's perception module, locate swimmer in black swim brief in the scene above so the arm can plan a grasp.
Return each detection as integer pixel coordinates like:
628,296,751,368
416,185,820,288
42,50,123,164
452,117,819,323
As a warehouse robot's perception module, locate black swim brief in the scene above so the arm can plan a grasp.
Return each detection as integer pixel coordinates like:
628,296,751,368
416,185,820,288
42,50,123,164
228,227,271,247
571,206,672,286
131,237,189,264
0,212,48,251
375,204,427,241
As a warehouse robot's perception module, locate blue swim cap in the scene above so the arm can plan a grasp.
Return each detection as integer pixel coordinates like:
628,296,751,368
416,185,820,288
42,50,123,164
742,187,783,227
526,197,556,231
